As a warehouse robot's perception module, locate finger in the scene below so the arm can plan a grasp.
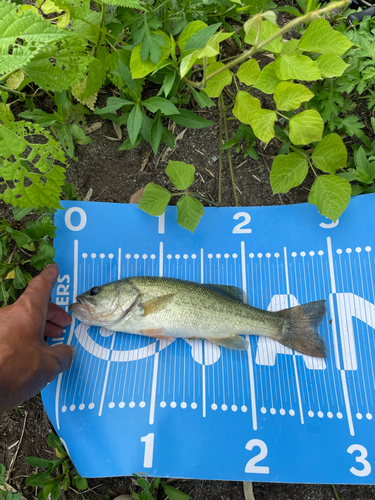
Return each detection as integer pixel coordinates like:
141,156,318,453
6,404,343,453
44,321,64,338
19,263,59,311
46,301,72,327
49,344,76,378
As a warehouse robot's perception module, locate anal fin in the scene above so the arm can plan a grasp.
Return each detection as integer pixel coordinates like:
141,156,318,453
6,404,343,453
209,335,249,350
140,328,174,340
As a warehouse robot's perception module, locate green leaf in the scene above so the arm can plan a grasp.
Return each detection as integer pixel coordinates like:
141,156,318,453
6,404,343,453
62,474,70,491
315,55,349,78
289,109,323,145
233,91,276,143
47,433,65,455
274,54,321,81
176,196,204,233
204,62,232,98
51,483,61,500
299,18,354,55
142,97,179,116
245,20,283,53
191,89,214,109
13,266,27,289
178,20,208,52
137,477,150,490
166,161,195,190
195,31,233,59
138,183,171,216
5,227,31,247
130,31,171,79
127,104,142,145
270,153,308,193
26,457,52,468
237,59,261,86
253,62,281,94
140,490,152,500
161,482,190,500
308,175,351,221
276,6,302,16
30,242,55,270
273,82,314,111
95,97,134,114
182,23,221,54
280,39,300,55
168,109,213,129
312,133,347,174
73,476,87,490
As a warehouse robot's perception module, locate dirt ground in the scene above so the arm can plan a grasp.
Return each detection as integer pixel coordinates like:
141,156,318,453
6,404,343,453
2,85,375,500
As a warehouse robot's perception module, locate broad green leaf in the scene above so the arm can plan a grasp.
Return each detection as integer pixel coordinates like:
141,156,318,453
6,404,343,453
280,39,300,54
138,183,171,216
253,62,281,94
270,153,308,193
177,196,204,233
14,266,27,289
289,109,323,145
6,227,31,247
233,91,260,123
130,31,171,79
237,59,261,86
6,70,24,90
251,109,276,143
276,6,302,17
182,23,221,54
299,18,353,56
178,21,207,52
142,97,179,116
308,175,351,221
195,32,233,59
150,117,163,155
233,91,276,143
273,82,314,111
127,103,142,145
245,20,283,53
274,54,321,81
26,457,52,468
166,161,195,190
315,54,349,78
161,482,190,500
205,62,232,98
51,483,61,500
168,109,213,129
180,51,198,78
312,133,347,174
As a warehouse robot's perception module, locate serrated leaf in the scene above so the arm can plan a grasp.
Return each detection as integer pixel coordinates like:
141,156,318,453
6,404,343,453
274,54,321,81
299,18,353,56
166,161,195,190
138,183,171,216
274,82,314,111
204,62,232,98
245,20,283,53
253,62,281,94
312,133,347,174
237,59,261,86
142,97,179,116
168,109,213,129
101,0,140,6
178,20,208,52
130,31,171,79
30,242,55,270
289,109,323,145
270,153,308,193
308,175,351,221
315,54,349,78
177,196,204,233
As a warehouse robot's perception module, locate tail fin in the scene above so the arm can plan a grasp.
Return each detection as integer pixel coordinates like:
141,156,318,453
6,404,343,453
277,300,327,358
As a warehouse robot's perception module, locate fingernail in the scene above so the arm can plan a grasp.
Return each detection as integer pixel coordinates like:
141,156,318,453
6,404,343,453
46,262,57,268
70,346,77,358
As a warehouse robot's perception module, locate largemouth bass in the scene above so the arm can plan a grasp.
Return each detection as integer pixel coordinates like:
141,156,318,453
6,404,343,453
69,276,327,357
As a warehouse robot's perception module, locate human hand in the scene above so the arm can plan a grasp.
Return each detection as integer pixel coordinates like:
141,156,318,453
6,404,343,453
0,263,75,412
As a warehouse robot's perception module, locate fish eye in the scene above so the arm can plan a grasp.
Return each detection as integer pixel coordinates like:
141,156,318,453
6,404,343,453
89,286,100,296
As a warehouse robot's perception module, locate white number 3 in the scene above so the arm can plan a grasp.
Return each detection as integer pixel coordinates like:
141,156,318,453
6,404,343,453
347,444,371,477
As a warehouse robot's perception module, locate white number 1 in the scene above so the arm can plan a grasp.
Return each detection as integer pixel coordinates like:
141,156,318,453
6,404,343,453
141,433,154,468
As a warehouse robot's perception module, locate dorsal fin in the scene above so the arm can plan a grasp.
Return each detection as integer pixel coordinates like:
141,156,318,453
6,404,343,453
203,284,245,302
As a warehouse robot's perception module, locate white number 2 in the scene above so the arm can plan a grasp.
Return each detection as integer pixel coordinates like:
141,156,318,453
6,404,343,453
245,439,269,474
141,433,154,468
347,444,371,477
233,212,252,233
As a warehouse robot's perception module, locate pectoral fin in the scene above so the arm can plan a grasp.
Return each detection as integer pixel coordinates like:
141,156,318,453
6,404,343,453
209,335,249,350
142,294,174,316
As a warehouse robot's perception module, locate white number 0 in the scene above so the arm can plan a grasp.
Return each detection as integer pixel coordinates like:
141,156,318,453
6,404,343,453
233,212,252,233
347,444,371,477
245,439,269,474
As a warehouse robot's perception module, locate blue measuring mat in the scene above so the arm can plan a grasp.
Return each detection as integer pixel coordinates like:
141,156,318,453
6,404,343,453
43,195,375,483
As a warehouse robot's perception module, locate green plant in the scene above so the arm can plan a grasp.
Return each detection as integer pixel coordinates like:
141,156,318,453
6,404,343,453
132,474,189,500
0,464,22,500
25,434,88,500
19,91,92,160
338,145,375,195
139,160,218,232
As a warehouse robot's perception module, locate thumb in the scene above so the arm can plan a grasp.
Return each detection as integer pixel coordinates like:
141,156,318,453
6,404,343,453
49,345,76,376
